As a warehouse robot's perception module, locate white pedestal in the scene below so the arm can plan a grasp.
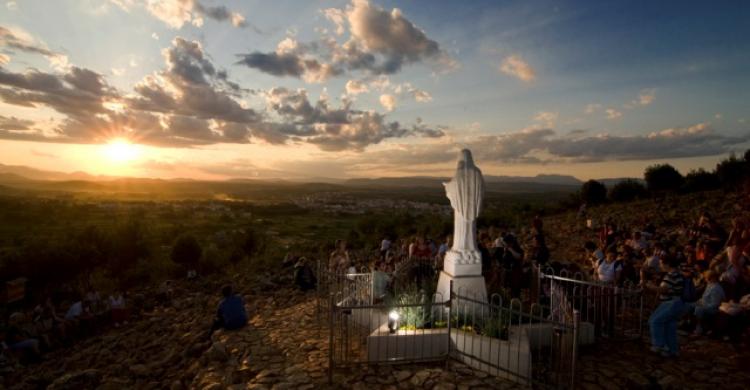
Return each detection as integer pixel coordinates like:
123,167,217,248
435,250,487,303
436,272,487,303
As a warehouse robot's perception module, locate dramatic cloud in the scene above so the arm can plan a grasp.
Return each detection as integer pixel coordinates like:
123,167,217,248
110,0,248,29
236,38,341,83
0,115,33,130
0,26,69,70
237,0,456,81
499,55,535,82
0,36,441,151
461,123,748,163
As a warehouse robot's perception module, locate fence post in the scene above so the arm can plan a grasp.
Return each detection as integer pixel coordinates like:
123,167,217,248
571,309,580,389
445,280,453,369
328,293,335,385
638,287,644,341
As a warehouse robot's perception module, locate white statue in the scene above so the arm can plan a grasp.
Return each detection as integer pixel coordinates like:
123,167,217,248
444,149,485,259
436,149,487,302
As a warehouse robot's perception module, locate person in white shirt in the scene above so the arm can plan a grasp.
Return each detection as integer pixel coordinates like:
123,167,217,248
596,248,623,284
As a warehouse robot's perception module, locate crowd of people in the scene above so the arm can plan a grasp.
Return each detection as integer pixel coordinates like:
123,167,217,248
580,211,750,357
1,288,132,367
305,217,551,302
301,208,749,359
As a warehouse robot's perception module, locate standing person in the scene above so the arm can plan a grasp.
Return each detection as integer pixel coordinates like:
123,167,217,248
329,239,350,273
647,256,686,357
380,236,392,260
437,235,451,265
209,285,248,337
596,247,623,284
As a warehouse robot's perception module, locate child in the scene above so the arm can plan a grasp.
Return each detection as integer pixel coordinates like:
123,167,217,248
690,271,725,335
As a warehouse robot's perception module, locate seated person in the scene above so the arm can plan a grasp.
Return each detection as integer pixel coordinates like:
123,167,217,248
1,316,41,363
209,285,248,336
689,270,725,335
109,291,130,327
293,257,317,291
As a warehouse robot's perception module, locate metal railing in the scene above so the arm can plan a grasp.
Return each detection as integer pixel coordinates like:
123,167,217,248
327,281,579,389
536,266,644,341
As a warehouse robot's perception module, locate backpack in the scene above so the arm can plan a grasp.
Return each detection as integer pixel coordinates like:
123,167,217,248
681,276,698,303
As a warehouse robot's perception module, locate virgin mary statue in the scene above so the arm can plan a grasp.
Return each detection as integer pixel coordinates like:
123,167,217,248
444,149,485,258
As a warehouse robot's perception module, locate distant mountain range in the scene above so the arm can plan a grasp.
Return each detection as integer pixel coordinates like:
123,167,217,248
0,163,643,197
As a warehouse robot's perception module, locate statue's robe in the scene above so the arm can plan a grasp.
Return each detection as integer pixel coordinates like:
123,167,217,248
444,150,485,256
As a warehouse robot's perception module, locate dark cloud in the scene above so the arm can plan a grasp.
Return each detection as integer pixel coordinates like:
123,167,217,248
0,26,58,57
462,124,749,164
236,52,305,78
0,115,33,131
0,36,439,151
236,0,457,80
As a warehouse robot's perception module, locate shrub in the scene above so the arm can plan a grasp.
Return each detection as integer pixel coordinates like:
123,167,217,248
580,180,607,205
683,169,720,193
609,179,648,202
644,164,683,192
171,234,202,267
715,153,748,188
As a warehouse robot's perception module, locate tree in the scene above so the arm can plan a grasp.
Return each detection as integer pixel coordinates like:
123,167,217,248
683,169,720,193
609,179,648,202
715,153,748,188
644,164,683,192
744,148,750,162
580,180,607,205
240,227,266,258
171,234,202,267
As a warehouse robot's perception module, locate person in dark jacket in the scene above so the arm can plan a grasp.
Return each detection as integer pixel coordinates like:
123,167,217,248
210,285,248,336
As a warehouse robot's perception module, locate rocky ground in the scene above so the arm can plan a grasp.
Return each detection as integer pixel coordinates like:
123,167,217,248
3,279,524,390
4,191,749,389
4,276,748,390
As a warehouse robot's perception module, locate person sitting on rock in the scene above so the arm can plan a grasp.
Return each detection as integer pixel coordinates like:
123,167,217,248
1,316,41,364
688,270,725,335
109,291,130,328
209,285,248,337
293,257,317,292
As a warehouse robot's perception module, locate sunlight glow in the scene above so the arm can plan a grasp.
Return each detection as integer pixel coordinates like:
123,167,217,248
103,138,141,163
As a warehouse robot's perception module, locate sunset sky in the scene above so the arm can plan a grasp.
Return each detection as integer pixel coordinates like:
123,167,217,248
0,0,748,180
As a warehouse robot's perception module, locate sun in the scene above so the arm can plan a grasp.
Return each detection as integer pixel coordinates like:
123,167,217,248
103,138,141,163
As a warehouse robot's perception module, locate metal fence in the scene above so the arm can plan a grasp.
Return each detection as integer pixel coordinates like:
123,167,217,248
327,281,579,389
536,266,644,341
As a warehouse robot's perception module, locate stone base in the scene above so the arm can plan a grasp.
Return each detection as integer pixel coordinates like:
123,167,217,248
442,250,482,276
436,271,487,303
